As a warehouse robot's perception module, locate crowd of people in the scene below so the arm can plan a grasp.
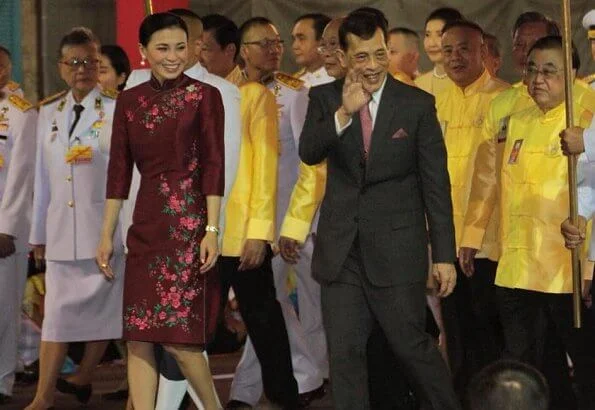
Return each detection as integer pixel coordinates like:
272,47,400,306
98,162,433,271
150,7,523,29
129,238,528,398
1,4,595,410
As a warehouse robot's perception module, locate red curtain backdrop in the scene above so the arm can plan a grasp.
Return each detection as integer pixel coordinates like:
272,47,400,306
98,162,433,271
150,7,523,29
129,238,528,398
116,0,189,69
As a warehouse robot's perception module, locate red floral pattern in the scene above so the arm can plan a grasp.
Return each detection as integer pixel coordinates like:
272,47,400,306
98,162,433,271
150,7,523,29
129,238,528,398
123,142,206,333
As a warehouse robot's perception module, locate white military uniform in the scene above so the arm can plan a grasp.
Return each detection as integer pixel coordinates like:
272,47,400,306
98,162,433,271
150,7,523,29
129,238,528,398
583,10,595,90
124,62,240,410
229,72,323,406
30,86,124,342
0,85,37,397
297,65,334,89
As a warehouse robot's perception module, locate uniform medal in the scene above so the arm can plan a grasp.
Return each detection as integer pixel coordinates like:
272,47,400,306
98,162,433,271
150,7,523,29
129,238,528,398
508,139,523,164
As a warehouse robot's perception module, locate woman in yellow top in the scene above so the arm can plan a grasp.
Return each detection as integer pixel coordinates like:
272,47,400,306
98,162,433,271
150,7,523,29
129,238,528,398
415,7,462,96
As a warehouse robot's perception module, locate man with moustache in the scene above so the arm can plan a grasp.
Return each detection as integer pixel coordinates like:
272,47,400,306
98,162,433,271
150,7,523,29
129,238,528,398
226,16,324,409
435,20,509,398
291,13,333,88
299,10,460,409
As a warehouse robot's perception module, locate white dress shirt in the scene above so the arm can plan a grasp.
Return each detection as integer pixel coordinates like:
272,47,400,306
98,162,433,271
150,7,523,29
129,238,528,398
334,75,388,135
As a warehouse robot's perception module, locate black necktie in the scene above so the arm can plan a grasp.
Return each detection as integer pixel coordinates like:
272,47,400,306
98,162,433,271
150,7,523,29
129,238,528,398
69,104,85,138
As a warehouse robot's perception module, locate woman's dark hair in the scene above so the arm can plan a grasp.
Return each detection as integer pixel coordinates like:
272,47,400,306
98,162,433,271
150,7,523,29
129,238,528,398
424,7,464,27
100,45,131,91
139,12,189,47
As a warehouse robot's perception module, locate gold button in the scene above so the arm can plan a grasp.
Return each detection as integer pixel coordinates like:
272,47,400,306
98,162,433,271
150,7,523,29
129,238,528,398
66,176,72,182
67,200,74,207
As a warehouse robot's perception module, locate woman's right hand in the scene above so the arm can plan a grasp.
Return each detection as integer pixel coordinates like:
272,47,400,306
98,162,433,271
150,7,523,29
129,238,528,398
96,238,115,281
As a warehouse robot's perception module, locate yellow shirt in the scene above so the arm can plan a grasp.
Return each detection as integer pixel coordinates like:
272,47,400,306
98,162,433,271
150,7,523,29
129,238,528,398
462,80,595,253
392,71,416,87
226,65,246,87
436,70,509,259
415,69,453,97
496,103,593,293
221,82,279,256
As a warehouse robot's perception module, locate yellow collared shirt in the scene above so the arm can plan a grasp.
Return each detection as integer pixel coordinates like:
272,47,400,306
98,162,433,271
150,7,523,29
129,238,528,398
414,69,453,97
221,82,279,256
392,70,416,87
436,70,509,259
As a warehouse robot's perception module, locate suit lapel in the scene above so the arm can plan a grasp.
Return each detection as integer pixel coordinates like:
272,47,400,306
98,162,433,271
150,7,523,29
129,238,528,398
367,76,399,164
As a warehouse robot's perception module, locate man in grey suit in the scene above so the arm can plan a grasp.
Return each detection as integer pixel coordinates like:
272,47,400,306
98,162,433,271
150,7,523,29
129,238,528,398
299,10,460,410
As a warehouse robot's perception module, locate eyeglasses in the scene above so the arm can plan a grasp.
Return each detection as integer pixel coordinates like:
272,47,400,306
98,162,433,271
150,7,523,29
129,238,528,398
525,65,561,80
317,41,340,54
242,39,284,50
60,58,99,71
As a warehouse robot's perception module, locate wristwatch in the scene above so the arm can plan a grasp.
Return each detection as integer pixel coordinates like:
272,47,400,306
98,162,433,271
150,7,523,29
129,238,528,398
205,225,219,234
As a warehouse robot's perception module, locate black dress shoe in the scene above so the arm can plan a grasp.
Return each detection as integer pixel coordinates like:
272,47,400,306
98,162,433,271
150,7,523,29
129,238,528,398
298,384,326,407
101,388,128,401
226,399,253,409
56,377,92,404
0,393,12,405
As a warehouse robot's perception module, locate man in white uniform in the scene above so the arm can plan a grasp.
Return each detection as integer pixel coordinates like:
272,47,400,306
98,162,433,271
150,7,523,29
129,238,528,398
0,45,37,406
291,13,334,88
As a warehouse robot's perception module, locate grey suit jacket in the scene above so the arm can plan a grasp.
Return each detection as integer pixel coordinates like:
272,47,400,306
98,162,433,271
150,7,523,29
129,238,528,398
299,75,456,287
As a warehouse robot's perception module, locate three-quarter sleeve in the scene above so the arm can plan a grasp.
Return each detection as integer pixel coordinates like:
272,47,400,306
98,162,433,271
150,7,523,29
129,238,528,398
198,85,225,196
106,95,134,199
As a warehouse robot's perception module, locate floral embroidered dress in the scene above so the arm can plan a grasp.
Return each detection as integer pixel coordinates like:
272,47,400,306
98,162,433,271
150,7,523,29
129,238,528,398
106,74,224,344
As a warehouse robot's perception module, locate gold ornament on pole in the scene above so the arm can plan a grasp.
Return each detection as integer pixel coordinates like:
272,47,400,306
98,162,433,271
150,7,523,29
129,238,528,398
144,0,154,15
561,0,582,328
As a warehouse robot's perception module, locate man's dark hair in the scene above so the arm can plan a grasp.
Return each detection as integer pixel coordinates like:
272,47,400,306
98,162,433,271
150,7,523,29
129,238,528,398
512,12,560,37
167,8,201,21
467,360,549,410
0,46,11,59
442,20,485,37
58,27,100,57
424,7,464,27
350,7,389,29
484,33,501,58
203,14,240,59
339,9,388,51
388,27,419,40
294,13,331,41
239,17,274,43
527,35,580,70
139,13,188,47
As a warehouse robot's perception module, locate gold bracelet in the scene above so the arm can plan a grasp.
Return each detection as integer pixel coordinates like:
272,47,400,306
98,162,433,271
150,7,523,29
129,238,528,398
205,225,219,234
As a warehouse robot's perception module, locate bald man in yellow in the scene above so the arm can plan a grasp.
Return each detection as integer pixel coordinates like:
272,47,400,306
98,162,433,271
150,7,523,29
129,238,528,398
461,36,595,407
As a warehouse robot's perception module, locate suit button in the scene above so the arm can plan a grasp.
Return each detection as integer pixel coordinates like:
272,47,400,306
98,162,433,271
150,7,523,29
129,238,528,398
66,176,72,182
67,200,74,208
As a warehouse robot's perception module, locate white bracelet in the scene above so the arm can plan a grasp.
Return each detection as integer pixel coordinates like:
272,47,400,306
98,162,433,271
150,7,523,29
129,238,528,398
205,225,219,234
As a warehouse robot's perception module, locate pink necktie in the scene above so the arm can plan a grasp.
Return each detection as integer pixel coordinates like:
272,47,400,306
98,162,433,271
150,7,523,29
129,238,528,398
359,103,373,158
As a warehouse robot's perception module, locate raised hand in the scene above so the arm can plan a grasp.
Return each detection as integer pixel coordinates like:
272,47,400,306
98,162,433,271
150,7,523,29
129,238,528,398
340,69,371,116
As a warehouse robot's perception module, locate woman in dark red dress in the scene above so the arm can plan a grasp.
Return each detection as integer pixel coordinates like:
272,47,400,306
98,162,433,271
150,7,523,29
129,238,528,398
96,13,224,410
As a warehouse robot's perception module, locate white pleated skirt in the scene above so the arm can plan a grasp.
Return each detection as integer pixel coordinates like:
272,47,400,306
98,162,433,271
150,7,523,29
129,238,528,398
42,255,124,342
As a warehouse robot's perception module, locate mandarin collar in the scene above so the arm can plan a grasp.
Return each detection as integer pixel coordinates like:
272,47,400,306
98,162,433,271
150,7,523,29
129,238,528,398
149,73,186,91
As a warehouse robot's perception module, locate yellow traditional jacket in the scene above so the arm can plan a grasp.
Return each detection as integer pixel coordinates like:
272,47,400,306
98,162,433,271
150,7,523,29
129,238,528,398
226,65,246,88
436,70,509,260
221,82,279,256
462,80,595,256
414,69,453,97
392,70,416,87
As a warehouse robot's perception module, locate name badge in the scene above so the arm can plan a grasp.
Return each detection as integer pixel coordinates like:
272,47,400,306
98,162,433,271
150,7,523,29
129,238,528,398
508,139,523,164
65,145,93,165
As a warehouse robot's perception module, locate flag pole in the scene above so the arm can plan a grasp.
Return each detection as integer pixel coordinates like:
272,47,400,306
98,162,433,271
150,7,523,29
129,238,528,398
144,0,154,15
561,0,582,328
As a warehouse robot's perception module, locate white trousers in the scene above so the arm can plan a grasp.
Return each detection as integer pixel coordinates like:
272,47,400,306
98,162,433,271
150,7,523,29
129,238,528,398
0,252,28,395
229,236,326,405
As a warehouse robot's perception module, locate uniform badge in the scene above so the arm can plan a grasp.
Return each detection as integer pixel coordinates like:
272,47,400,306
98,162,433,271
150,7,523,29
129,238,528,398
65,145,93,165
57,99,66,112
0,154,4,169
0,106,8,123
508,139,523,164
95,97,103,111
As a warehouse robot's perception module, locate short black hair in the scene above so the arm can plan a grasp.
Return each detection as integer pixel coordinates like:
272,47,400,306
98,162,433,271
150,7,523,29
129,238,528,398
442,20,485,38
294,13,332,41
512,12,560,38
100,45,131,91
58,27,100,57
484,33,501,58
527,35,580,70
202,14,240,60
168,8,201,21
350,7,389,30
339,9,388,51
467,360,549,410
425,7,464,27
139,12,188,47
0,46,11,59
388,27,419,39
239,17,274,43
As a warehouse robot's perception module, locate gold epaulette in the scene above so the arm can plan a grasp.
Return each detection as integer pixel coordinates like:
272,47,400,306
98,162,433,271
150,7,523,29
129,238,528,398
583,73,595,85
275,72,305,90
6,80,20,92
8,94,33,112
101,88,119,99
38,90,68,107
293,68,306,79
